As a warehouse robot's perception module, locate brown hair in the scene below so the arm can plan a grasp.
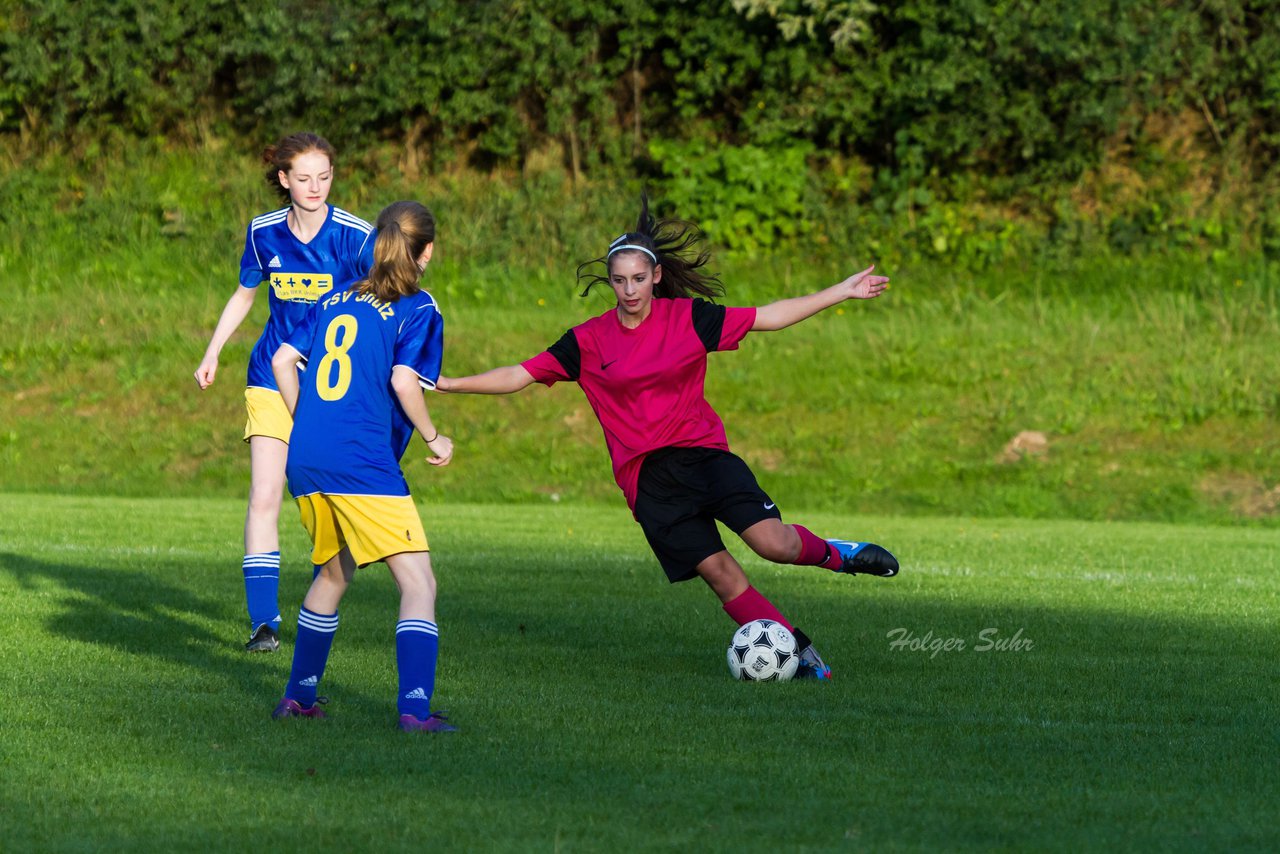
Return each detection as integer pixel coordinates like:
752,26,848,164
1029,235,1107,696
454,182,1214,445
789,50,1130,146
354,201,437,303
261,132,336,203
576,193,723,300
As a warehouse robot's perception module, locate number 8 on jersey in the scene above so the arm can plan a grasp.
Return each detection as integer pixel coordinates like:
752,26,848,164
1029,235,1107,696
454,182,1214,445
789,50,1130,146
316,314,358,401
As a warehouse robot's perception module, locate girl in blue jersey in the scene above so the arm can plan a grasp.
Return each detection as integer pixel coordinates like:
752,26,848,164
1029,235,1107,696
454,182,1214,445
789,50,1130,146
269,200,456,733
195,132,375,654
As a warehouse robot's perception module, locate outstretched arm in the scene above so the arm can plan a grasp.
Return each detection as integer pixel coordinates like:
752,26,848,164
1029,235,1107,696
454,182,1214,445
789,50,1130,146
752,266,889,332
435,365,536,395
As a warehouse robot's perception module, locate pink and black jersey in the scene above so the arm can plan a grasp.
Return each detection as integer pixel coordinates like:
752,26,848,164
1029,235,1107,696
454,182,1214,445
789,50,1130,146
522,297,756,510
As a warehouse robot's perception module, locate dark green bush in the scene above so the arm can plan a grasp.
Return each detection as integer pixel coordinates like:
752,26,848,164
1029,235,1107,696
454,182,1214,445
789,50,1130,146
4,1,1278,175
3,1,1277,261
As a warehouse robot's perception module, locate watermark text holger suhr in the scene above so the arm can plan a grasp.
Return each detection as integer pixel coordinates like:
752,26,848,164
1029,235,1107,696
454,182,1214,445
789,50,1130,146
886,627,1034,659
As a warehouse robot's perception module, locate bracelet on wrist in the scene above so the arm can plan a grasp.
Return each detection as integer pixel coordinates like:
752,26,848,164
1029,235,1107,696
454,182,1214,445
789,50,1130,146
425,431,439,443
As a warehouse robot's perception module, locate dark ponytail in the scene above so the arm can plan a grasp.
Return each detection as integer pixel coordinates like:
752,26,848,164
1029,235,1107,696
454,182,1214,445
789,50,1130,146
354,201,436,303
576,193,724,300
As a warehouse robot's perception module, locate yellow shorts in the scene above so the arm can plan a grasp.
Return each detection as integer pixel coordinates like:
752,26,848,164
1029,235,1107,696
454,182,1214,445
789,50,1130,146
244,387,292,444
296,493,429,567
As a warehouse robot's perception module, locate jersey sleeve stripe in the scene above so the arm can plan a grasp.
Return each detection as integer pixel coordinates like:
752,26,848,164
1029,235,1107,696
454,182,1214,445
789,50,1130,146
250,208,290,230
332,208,374,232
546,329,582,380
690,298,726,352
248,208,289,272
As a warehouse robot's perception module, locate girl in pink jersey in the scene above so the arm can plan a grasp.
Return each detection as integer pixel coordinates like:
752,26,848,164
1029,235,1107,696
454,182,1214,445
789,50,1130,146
438,198,899,678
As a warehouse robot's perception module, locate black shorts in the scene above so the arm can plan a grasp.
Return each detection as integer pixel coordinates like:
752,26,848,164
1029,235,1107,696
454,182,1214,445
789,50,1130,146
634,446,783,583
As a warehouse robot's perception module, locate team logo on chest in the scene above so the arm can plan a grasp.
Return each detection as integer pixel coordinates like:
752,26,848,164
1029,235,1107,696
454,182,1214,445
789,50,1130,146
271,272,334,302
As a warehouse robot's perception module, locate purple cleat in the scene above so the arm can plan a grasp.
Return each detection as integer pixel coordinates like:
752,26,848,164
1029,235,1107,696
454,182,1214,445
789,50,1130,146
399,711,457,733
827,540,899,577
272,697,327,720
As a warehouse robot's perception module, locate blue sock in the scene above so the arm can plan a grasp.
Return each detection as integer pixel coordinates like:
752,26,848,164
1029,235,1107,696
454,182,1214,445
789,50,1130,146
396,619,439,718
285,607,339,706
242,552,281,631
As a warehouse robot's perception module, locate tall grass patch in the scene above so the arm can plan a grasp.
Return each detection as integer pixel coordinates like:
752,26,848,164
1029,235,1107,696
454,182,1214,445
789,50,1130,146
3,145,1279,523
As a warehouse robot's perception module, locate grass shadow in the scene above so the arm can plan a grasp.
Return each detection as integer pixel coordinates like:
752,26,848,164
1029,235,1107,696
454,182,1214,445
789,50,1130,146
0,550,390,714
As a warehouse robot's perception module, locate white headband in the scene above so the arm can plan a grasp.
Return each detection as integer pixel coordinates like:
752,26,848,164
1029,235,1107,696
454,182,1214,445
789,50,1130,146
607,235,657,264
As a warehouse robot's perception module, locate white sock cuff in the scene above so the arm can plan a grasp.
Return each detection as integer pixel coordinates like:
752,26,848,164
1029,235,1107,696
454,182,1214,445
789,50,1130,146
396,619,438,637
298,608,339,633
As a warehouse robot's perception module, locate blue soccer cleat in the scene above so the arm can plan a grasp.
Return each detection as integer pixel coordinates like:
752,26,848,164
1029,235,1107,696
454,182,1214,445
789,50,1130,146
795,644,832,680
828,540,899,577
398,711,458,733
271,697,327,720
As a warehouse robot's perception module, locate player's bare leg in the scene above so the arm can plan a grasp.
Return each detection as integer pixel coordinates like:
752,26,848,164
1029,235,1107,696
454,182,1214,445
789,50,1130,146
735,520,841,679
245,435,288,553
386,551,437,622
740,517,899,578
274,548,354,721
243,435,289,651
694,550,825,677
694,550,750,603
738,518,803,563
386,551,454,733
302,548,356,615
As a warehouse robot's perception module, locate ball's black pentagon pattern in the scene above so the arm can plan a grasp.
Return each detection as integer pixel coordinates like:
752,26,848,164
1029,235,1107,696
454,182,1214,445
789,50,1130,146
726,619,799,681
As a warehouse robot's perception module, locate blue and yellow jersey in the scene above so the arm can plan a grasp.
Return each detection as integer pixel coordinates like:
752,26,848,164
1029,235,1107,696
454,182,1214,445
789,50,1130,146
281,287,444,498
239,205,375,390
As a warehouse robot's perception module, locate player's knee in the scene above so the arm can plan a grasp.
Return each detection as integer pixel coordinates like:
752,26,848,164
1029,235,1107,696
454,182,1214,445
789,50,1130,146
247,487,283,517
417,569,438,599
247,502,280,522
394,562,436,600
315,564,348,588
740,519,801,564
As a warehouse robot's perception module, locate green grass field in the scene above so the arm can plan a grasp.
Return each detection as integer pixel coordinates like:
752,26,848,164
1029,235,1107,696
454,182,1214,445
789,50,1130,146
3,144,1278,850
2,493,1276,851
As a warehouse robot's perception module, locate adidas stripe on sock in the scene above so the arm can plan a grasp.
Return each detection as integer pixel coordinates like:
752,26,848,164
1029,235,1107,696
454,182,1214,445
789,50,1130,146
242,552,282,631
396,619,439,719
284,607,339,706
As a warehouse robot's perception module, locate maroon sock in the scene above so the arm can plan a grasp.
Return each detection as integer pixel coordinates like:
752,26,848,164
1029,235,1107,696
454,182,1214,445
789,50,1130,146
723,585,794,632
793,524,840,569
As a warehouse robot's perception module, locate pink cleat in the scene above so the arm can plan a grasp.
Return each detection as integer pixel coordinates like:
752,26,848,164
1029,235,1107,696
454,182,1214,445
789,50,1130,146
398,711,457,733
271,697,327,720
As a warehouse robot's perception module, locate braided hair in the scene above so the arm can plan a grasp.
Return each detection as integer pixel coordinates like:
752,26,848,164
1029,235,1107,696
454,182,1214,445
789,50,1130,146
576,194,724,300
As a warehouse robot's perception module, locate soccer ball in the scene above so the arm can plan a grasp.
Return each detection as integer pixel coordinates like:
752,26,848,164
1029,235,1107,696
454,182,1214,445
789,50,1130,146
726,619,799,681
